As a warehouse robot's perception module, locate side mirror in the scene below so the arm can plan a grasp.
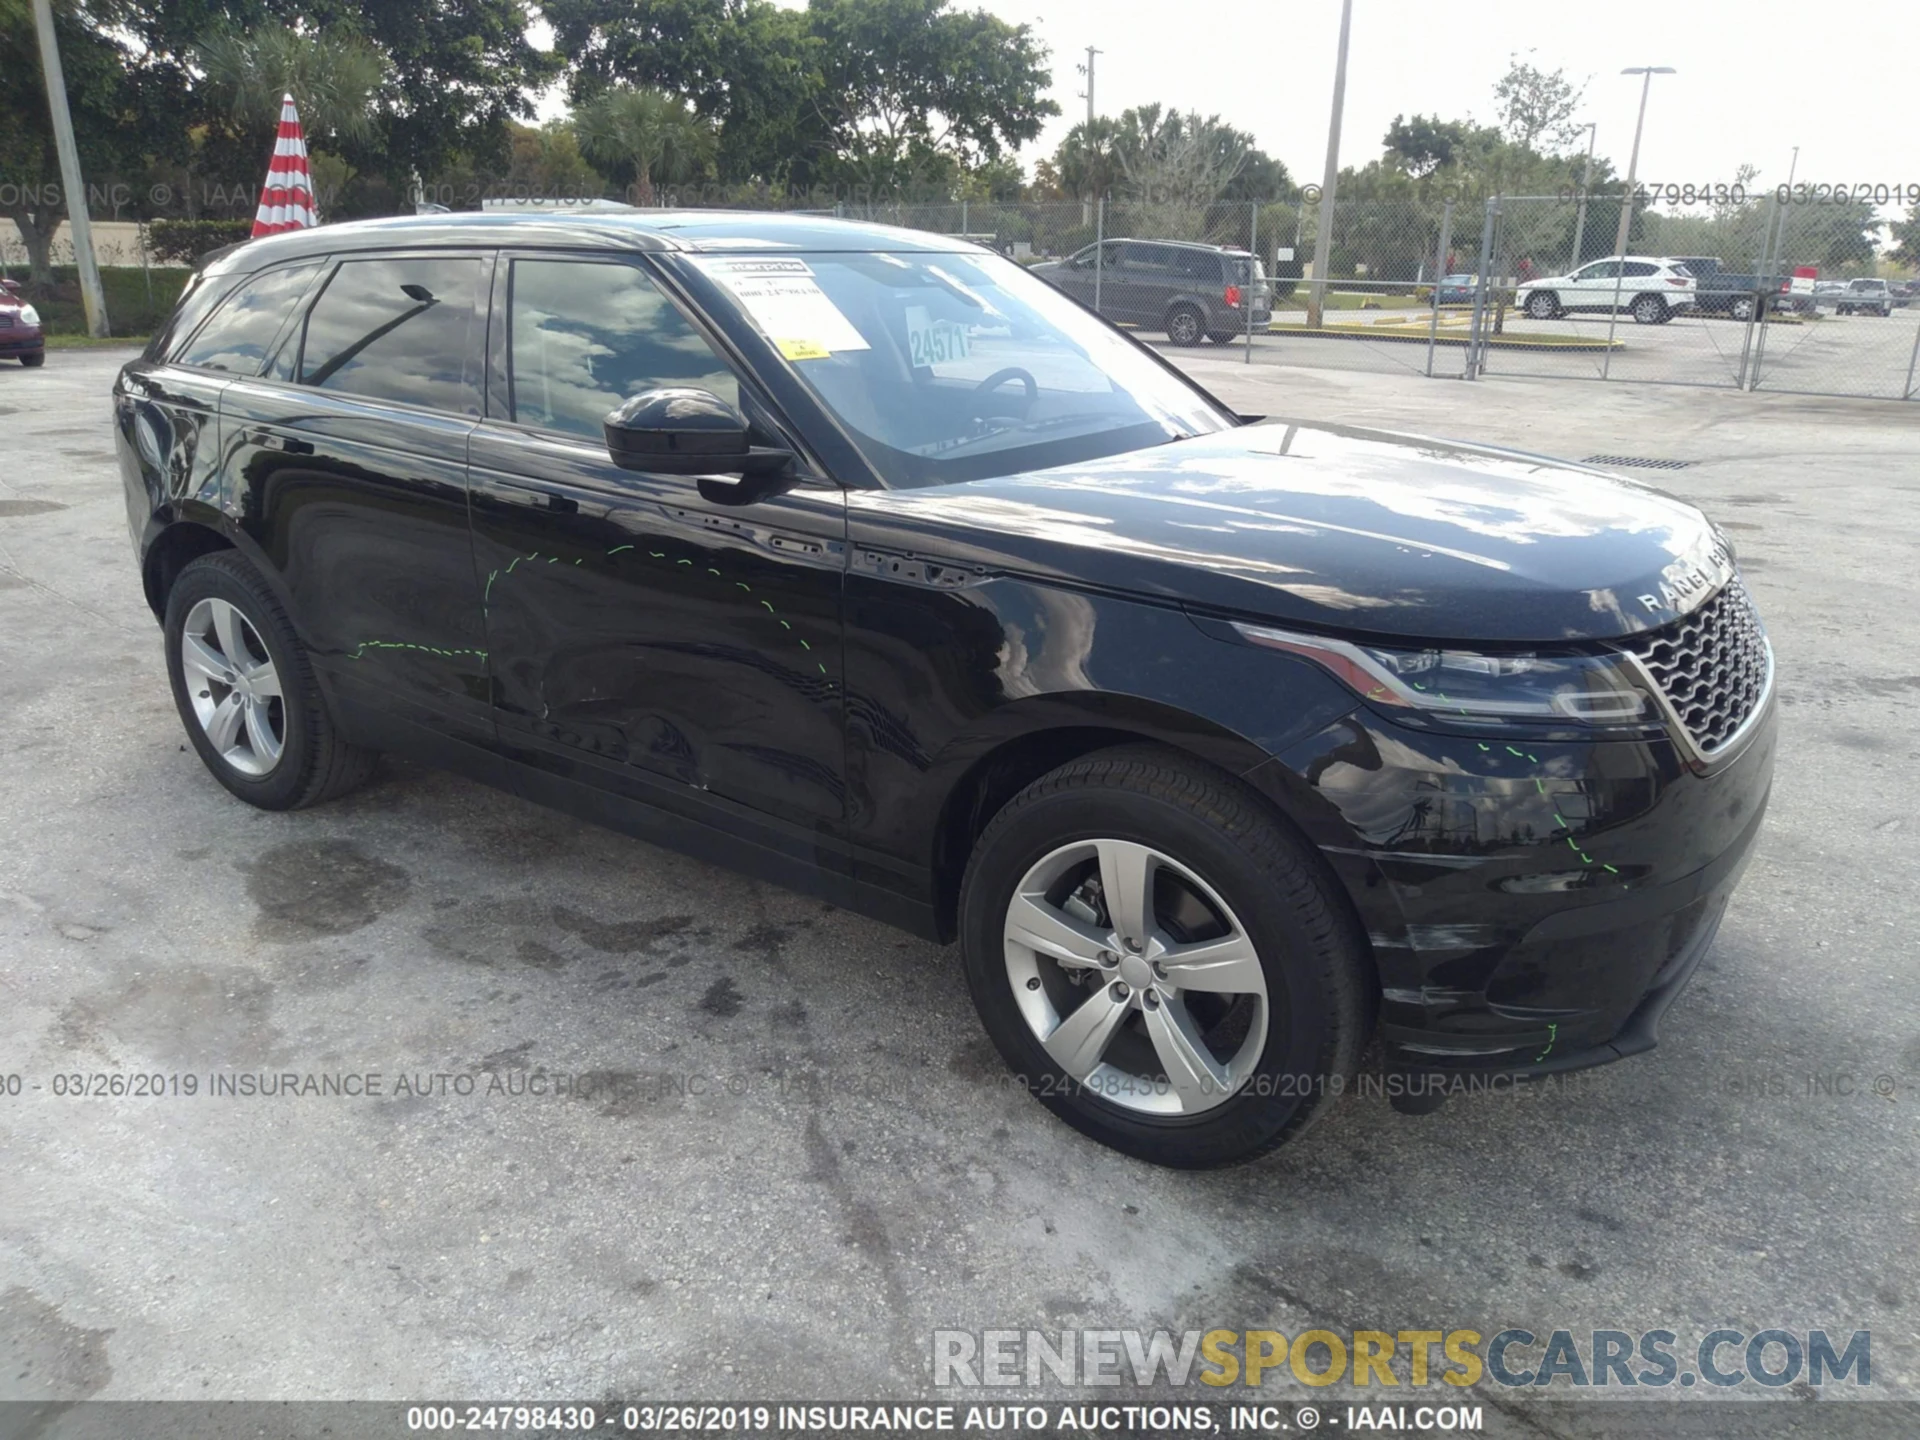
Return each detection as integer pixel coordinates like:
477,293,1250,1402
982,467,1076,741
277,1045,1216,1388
603,387,792,477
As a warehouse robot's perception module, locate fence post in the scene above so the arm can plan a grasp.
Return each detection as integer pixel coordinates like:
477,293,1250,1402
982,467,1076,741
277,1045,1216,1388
961,199,968,236
1426,201,1454,378
1094,195,1104,315
1903,319,1920,400
1465,197,1498,379
1246,200,1257,363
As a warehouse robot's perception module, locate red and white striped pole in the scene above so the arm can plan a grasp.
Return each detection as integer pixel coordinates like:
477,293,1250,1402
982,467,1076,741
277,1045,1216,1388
251,93,317,237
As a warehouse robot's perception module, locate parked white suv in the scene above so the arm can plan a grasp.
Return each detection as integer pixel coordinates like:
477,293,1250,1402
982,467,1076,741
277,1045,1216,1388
1517,256,1699,325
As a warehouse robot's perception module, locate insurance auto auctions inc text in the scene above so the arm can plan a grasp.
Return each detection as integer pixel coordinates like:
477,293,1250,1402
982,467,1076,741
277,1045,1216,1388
933,1327,1870,1391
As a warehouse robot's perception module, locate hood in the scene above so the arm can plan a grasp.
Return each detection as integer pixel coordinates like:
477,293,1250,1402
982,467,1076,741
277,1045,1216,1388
845,421,1732,643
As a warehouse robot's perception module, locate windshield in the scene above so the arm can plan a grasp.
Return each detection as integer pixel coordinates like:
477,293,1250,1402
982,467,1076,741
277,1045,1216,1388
686,249,1236,488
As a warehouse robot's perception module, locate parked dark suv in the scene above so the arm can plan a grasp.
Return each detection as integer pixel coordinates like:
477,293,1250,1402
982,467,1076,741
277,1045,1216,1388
115,212,1775,1167
1031,239,1272,345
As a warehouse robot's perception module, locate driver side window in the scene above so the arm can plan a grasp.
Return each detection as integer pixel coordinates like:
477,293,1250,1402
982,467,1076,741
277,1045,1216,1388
1576,261,1621,281
507,258,739,440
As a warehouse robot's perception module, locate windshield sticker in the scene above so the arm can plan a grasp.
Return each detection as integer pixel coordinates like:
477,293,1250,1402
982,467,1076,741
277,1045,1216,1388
691,256,869,359
905,305,972,368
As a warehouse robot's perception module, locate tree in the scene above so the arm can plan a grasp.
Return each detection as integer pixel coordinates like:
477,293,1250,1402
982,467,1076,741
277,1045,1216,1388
1047,117,1123,201
192,22,387,146
804,0,1056,192
1383,114,1494,178
1887,204,1920,269
572,86,716,202
0,0,142,282
545,0,1054,195
1492,51,1587,153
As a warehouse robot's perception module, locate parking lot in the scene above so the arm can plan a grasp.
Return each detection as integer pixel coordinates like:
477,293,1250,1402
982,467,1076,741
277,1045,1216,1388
2,348,1918,1427
1229,302,1920,399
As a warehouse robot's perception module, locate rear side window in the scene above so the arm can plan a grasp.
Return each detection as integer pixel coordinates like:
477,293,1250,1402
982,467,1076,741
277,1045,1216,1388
174,263,320,373
1622,262,1659,278
298,255,484,414
507,258,738,439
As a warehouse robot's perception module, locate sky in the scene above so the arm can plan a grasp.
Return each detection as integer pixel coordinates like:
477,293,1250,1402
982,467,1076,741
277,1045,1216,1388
530,0,1911,220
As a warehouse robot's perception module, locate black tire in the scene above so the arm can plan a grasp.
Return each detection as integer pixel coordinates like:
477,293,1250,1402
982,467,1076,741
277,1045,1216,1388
1164,305,1204,347
958,745,1373,1168
1525,291,1560,320
164,550,377,810
1630,294,1667,325
20,351,45,367
1206,331,1238,345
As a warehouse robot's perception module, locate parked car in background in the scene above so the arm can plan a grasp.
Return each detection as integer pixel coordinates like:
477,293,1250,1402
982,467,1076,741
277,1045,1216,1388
114,211,1775,1167
0,279,46,366
1836,278,1895,316
1430,274,1479,306
1515,256,1697,324
1032,239,1272,345
1665,257,1787,322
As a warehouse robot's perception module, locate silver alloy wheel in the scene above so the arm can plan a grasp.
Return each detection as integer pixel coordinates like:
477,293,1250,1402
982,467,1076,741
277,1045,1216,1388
180,596,286,777
1167,308,1201,345
1002,838,1270,1116
1527,291,1558,319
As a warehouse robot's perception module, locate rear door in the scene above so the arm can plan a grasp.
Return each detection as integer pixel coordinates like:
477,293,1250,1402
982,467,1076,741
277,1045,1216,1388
218,250,493,746
465,251,849,833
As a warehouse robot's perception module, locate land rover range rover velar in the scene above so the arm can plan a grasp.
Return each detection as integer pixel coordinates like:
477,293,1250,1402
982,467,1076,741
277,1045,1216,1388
114,213,1776,1167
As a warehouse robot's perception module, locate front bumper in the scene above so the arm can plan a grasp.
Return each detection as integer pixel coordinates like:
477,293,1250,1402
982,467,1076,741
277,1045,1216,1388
1252,692,1777,1078
0,329,44,356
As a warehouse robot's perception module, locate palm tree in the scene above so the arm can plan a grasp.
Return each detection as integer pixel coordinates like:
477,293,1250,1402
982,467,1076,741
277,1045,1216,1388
571,87,715,206
193,23,387,148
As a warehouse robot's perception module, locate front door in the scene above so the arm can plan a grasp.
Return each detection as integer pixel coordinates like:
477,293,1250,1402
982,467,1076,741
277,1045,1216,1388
466,253,848,833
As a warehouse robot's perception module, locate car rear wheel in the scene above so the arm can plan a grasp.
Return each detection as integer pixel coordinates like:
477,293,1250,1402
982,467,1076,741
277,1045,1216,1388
959,746,1372,1168
1164,305,1205,347
1631,294,1667,325
165,551,377,810
1730,296,1756,322
1525,291,1560,320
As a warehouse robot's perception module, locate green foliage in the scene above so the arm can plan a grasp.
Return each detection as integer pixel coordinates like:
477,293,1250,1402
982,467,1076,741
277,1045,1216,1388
572,87,716,200
1044,108,1292,207
145,217,255,262
1891,205,1920,269
9,265,190,336
191,22,388,145
1492,52,1588,153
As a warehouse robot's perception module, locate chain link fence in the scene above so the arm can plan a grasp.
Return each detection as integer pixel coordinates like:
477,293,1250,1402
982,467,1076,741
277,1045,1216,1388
706,194,1917,401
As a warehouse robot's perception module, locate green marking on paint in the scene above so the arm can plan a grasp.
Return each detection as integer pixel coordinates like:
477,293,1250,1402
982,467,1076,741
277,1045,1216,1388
1603,864,1620,874
649,551,665,558
1533,778,1547,794
484,569,499,603
1476,742,1491,752
607,545,633,556
349,640,487,662
779,620,791,630
708,567,721,575
1553,812,1569,827
736,582,752,591
677,558,691,565
1505,746,1525,757
818,662,827,675
760,600,775,612
1535,1023,1558,1062
798,639,810,650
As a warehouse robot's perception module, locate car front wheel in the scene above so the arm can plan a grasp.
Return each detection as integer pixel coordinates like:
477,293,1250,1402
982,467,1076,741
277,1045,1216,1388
1525,291,1560,319
165,551,377,810
959,746,1372,1168
20,352,45,367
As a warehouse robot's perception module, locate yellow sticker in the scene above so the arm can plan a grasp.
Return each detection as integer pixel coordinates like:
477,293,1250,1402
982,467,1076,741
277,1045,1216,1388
776,338,832,361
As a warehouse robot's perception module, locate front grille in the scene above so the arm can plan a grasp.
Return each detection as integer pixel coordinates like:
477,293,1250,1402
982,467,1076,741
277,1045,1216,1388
1620,575,1771,755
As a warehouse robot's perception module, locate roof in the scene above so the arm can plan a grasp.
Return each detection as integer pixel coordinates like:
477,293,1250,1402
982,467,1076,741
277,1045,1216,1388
201,209,983,276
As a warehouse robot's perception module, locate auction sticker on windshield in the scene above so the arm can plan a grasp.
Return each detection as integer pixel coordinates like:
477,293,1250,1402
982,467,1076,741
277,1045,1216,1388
689,257,869,360
905,305,971,368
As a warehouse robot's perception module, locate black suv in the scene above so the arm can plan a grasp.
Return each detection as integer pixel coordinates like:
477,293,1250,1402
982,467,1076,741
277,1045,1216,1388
115,212,1775,1167
1031,239,1272,345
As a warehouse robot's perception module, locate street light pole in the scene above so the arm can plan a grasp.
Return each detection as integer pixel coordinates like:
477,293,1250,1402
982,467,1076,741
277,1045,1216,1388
30,0,109,336
1075,47,1102,127
1569,122,1597,271
1306,0,1353,330
1612,66,1674,257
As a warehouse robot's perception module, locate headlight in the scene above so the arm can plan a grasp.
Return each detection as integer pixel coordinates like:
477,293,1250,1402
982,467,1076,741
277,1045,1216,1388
18,305,39,327
1232,621,1655,733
